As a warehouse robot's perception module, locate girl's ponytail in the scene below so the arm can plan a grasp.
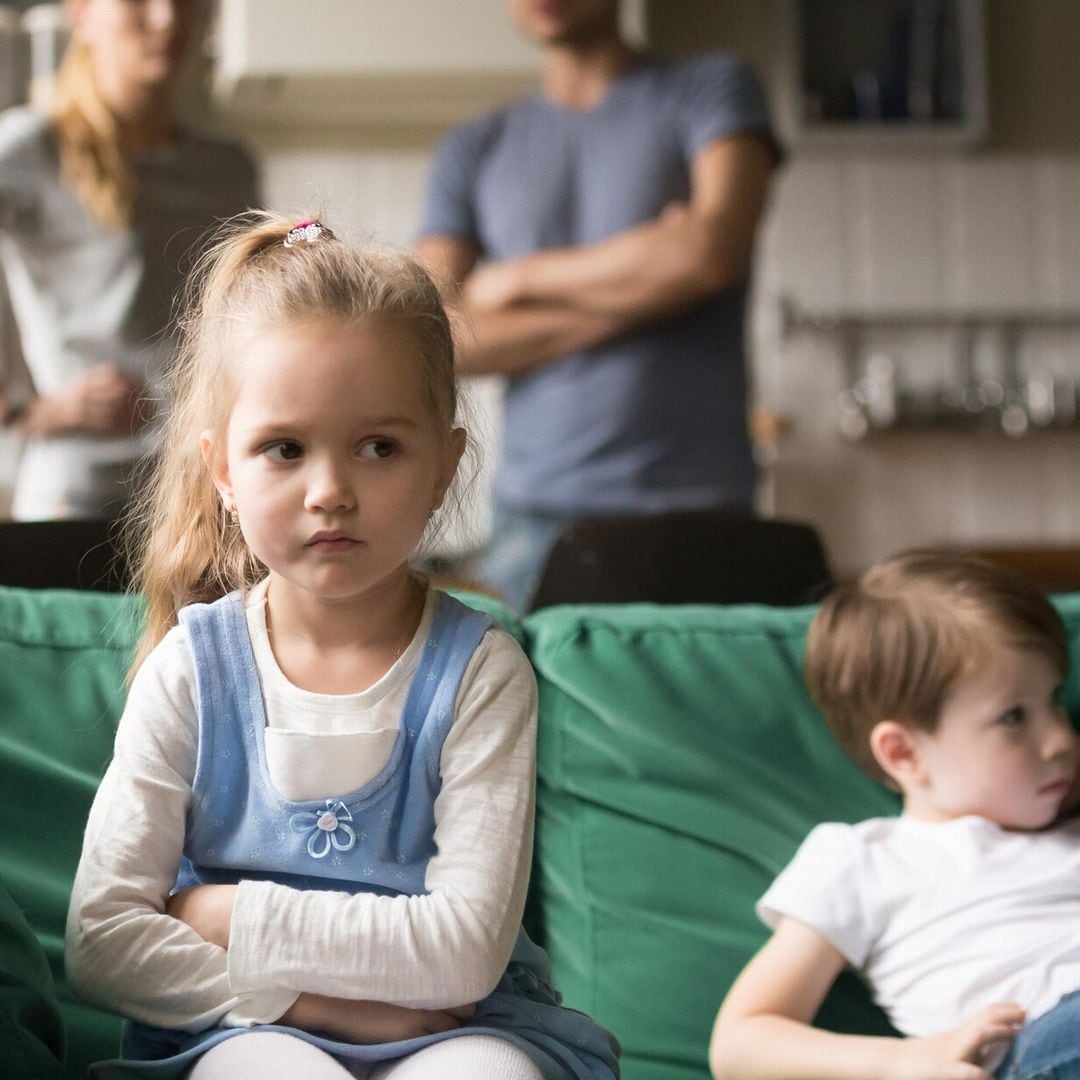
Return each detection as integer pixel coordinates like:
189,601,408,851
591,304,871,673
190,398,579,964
125,215,297,675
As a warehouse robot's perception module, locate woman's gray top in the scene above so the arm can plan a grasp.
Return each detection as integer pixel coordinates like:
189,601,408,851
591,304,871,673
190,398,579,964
0,106,258,519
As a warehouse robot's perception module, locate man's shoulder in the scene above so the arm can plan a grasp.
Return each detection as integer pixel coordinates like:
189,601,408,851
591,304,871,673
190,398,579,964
439,97,531,150
644,50,763,98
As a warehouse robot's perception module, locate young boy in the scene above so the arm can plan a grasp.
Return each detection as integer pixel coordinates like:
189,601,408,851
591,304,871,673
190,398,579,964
710,551,1080,1080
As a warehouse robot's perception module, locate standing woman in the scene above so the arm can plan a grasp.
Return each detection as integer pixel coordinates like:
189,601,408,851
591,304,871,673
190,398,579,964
0,0,258,520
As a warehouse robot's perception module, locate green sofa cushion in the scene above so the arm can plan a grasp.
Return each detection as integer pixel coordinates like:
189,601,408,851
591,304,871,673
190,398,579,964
524,596,1080,1080
9,583,1080,1080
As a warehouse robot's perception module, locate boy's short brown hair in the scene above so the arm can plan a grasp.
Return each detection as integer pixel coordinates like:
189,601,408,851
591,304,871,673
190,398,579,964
804,550,1069,785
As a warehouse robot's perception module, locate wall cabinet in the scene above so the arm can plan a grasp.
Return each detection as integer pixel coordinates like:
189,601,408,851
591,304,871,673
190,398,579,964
775,0,988,150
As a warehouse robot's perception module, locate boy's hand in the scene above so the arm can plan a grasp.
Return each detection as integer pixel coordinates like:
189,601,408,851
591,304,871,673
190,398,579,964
166,884,237,949
281,993,476,1044
888,1002,1025,1080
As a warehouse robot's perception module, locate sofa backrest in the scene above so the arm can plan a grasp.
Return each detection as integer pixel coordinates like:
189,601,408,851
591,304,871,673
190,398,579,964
6,585,1080,1080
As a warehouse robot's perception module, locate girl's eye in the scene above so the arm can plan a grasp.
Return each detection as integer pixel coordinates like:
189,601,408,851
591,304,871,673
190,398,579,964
264,441,303,462
998,706,1026,728
359,439,397,460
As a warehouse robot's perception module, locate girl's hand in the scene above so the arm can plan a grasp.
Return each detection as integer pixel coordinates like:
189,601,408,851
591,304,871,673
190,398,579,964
887,1003,1025,1080
280,993,476,1044
166,884,237,949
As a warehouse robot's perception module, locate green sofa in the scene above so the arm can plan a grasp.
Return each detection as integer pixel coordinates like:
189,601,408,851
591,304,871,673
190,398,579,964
7,586,1080,1080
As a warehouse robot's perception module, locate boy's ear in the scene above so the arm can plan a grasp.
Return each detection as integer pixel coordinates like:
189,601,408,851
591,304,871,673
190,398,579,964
200,431,234,509
869,720,922,789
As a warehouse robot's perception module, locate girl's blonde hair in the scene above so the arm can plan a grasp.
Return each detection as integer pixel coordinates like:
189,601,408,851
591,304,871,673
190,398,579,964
126,211,463,674
52,40,135,230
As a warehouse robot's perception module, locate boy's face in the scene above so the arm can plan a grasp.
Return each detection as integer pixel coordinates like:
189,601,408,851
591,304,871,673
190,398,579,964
906,646,1076,830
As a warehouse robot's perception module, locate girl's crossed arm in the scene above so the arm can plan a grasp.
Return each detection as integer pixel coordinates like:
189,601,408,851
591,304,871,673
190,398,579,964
172,628,537,1011
710,917,1023,1080
65,628,297,1032
66,626,487,1043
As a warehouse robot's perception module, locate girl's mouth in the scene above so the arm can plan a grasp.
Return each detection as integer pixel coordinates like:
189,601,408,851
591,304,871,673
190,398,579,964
306,532,359,552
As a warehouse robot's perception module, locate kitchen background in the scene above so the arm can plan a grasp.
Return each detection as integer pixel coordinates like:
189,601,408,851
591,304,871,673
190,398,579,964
1,0,1077,577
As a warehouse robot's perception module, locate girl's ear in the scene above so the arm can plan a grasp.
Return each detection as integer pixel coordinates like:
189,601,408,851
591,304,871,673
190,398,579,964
869,720,922,791
432,427,467,510
200,431,234,509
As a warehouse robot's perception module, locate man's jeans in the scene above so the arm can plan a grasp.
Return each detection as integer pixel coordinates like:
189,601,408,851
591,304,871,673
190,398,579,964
475,505,567,614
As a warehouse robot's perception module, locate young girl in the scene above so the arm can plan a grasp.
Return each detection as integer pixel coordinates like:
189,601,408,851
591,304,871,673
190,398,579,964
65,213,619,1080
710,552,1080,1080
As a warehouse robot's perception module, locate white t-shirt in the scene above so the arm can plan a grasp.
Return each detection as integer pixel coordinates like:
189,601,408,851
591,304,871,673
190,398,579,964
758,814,1080,1037
66,584,538,1033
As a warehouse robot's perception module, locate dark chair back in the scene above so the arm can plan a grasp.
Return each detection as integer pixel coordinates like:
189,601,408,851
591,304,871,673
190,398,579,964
0,520,129,592
529,509,832,611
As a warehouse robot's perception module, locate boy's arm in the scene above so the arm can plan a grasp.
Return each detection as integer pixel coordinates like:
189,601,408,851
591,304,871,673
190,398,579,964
710,916,1022,1080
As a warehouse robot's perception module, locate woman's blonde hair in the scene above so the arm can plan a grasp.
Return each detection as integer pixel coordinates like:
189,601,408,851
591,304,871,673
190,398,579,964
125,211,463,675
52,40,135,230
804,550,1069,785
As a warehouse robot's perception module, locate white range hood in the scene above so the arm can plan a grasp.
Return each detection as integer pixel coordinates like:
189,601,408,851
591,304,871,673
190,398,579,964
214,0,539,130
213,0,645,130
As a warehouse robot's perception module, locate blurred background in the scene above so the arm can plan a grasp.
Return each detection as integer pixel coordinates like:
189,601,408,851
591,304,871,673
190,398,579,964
1,0,1078,581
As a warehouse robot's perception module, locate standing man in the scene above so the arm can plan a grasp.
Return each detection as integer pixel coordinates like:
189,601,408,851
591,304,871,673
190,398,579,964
419,0,779,611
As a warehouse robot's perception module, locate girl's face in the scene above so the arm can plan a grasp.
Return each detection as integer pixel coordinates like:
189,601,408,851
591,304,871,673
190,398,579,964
68,0,199,89
905,646,1076,830
205,316,464,609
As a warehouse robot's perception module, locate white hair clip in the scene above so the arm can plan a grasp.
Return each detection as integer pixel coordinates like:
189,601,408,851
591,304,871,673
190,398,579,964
284,220,332,247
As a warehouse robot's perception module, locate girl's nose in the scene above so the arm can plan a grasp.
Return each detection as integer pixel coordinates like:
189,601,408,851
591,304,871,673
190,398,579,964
304,460,356,513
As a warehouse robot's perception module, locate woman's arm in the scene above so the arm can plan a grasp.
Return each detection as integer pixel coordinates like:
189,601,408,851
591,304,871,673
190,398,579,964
65,631,297,1031
710,917,1022,1080
218,629,537,1009
14,363,151,438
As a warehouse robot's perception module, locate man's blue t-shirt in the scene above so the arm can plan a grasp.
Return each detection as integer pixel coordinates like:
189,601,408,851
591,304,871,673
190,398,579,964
421,52,777,517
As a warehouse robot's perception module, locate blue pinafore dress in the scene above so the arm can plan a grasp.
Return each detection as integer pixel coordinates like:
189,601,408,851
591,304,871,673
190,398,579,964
93,590,619,1079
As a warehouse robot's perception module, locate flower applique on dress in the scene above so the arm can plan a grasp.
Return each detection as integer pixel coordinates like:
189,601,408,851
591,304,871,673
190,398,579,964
289,799,357,859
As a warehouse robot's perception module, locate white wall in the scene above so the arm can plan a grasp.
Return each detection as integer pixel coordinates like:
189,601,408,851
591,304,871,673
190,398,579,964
754,153,1080,575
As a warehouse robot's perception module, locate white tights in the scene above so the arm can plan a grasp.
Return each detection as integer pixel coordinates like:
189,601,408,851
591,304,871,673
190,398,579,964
186,1031,546,1080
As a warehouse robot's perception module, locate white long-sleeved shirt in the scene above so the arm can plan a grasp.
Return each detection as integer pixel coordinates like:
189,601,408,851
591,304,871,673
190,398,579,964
66,584,537,1033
